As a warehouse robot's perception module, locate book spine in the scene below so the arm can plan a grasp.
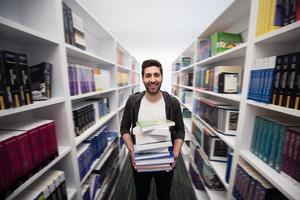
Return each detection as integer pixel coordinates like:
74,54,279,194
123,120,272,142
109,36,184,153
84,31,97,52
297,0,300,21
0,51,10,109
289,0,297,23
17,53,33,105
62,3,70,44
283,0,291,26
2,51,22,107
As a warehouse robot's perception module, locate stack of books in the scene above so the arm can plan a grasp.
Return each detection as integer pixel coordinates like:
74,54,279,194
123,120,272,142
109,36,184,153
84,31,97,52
133,119,175,172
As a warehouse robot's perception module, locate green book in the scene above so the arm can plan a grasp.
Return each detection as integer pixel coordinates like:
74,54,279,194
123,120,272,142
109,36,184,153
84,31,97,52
137,119,175,132
268,122,280,168
251,116,261,153
210,32,243,56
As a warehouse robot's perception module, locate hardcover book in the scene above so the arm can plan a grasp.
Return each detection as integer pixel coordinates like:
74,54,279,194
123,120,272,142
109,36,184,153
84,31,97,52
30,62,52,100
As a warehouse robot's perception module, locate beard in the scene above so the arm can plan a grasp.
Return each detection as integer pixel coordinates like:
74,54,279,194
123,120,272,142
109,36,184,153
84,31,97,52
144,82,162,95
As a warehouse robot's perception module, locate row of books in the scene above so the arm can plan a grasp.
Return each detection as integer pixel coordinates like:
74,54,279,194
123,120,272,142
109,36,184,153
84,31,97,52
172,57,192,71
194,65,242,94
0,50,52,110
63,3,86,50
196,38,210,62
72,103,95,136
0,119,58,198
117,72,129,87
193,97,239,136
191,119,233,184
193,147,225,190
15,170,67,200
192,119,228,162
180,90,193,106
77,124,117,180
188,163,205,190
248,52,300,110
256,0,300,37
180,72,193,87
91,139,120,200
233,159,288,200
68,64,111,96
250,116,300,182
133,119,175,172
82,174,101,200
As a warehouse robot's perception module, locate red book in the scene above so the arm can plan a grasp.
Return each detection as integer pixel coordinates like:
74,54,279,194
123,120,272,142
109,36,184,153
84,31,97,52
27,128,44,171
39,124,53,164
15,131,34,177
46,122,58,159
0,132,13,195
2,133,23,187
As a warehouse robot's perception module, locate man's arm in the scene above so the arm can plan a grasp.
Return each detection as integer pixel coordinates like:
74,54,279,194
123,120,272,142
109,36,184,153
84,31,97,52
122,133,136,167
172,138,183,168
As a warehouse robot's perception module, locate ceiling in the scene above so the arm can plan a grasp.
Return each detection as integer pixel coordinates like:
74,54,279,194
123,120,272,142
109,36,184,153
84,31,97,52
78,0,234,92
79,0,234,64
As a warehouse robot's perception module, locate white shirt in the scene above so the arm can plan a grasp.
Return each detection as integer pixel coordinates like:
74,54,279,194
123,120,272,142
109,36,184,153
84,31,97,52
138,95,166,122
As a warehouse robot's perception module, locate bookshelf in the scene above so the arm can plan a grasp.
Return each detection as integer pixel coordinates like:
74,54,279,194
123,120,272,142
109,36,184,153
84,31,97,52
172,0,300,199
0,0,139,199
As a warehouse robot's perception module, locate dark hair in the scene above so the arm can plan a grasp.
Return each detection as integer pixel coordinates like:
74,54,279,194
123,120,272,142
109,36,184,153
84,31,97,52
141,59,163,77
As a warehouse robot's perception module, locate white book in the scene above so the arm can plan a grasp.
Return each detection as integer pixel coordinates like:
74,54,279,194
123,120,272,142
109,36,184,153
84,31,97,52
138,147,170,153
135,156,174,166
134,128,171,145
137,119,175,132
134,141,172,152
135,152,171,160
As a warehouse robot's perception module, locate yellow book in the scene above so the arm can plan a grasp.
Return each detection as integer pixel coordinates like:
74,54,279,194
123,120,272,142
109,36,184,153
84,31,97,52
256,0,264,36
262,0,271,35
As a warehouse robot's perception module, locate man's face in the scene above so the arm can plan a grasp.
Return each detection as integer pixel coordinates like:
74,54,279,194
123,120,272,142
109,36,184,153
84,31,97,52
143,66,163,95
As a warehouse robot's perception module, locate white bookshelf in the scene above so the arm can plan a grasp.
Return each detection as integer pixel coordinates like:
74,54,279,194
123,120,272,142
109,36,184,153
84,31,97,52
172,0,300,199
0,0,139,199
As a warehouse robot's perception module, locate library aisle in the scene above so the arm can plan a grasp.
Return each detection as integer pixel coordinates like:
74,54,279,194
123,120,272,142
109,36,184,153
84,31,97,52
1,0,300,200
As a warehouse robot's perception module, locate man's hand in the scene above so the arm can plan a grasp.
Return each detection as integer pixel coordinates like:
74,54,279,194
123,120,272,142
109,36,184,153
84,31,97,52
171,150,179,168
129,147,136,169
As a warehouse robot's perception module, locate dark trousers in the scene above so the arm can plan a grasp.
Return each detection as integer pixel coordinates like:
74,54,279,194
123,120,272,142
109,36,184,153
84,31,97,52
132,167,174,200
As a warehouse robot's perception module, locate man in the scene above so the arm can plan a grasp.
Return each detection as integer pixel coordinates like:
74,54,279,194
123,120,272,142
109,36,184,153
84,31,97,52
120,59,185,200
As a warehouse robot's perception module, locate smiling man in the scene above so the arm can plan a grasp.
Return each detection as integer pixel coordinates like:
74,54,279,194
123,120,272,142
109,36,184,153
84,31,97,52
120,59,185,200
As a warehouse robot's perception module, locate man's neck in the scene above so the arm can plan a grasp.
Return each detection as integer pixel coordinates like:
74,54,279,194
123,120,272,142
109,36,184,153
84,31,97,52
145,91,162,102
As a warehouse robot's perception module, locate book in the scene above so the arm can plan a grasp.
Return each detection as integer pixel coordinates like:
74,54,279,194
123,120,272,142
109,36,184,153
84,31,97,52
136,119,175,132
134,130,171,145
210,32,243,56
30,62,52,100
0,50,22,108
218,72,239,93
134,141,172,152
135,151,172,160
16,53,33,105
135,163,172,172
135,154,174,166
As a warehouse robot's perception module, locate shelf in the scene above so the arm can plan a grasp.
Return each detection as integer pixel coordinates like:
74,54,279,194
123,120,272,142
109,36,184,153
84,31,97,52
6,146,71,200
0,98,66,118
116,64,132,72
173,84,194,90
195,43,247,66
246,100,300,118
67,188,77,200
70,88,117,101
118,102,126,112
183,118,192,134
75,111,118,145
194,89,242,102
240,151,300,200
187,160,227,200
65,44,115,68
117,85,132,90
210,161,229,189
172,65,195,74
80,136,118,185
255,21,300,44
0,16,59,45
183,160,210,200
193,113,235,149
